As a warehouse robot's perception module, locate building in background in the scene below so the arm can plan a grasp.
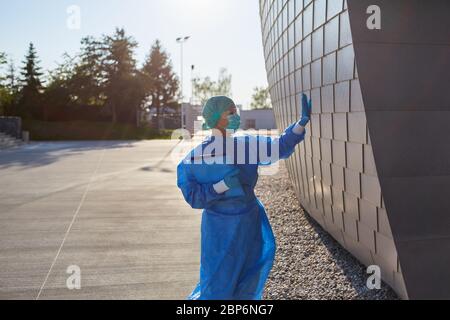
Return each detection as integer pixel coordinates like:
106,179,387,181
259,0,450,299
238,107,277,130
182,103,277,133
181,103,203,134
141,106,181,129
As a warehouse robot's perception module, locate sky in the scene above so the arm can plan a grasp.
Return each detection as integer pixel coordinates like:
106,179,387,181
0,0,268,109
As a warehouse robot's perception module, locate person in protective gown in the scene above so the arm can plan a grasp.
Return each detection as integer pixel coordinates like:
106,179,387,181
177,94,312,300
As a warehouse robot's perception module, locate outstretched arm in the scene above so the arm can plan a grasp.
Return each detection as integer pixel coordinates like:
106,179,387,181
257,93,312,164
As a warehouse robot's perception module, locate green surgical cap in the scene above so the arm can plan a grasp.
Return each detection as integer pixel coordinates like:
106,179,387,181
202,96,235,130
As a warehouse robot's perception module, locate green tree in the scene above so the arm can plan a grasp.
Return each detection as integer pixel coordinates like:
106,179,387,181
5,60,19,94
250,86,272,110
0,59,20,116
43,29,150,124
18,43,44,119
68,37,107,109
43,53,77,120
141,39,179,129
192,68,232,105
103,28,144,124
0,52,6,77
0,52,8,115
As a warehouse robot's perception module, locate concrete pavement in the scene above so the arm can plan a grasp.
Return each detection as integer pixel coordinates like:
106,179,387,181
0,140,201,299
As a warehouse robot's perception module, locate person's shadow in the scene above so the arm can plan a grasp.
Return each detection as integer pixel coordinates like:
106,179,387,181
0,140,138,169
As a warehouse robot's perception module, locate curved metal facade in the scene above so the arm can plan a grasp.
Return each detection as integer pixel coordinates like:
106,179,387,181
259,0,450,299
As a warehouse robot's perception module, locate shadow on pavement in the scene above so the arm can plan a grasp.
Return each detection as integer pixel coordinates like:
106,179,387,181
0,141,143,169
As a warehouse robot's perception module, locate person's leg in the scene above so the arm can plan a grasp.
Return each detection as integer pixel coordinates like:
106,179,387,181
233,201,276,299
196,208,260,299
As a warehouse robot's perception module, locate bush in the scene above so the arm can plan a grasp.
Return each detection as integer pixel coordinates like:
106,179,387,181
22,119,173,141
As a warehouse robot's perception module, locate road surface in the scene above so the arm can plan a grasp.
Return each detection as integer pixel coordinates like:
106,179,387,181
0,140,200,299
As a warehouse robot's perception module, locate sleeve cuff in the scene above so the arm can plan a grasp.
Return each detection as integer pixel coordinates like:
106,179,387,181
213,180,230,194
292,121,305,135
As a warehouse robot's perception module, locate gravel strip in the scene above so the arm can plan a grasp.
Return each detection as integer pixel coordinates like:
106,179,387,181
256,162,398,300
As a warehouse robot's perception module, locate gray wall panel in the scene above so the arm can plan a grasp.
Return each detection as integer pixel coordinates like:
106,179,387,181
355,44,450,111
396,238,450,299
366,111,450,177
347,0,450,45
382,176,450,241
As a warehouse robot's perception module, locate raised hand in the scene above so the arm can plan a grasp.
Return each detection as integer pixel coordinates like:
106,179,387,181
298,93,312,127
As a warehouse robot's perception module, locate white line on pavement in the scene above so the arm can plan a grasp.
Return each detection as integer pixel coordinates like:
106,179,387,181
35,146,107,300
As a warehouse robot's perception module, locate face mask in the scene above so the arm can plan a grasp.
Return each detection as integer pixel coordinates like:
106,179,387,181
227,114,241,130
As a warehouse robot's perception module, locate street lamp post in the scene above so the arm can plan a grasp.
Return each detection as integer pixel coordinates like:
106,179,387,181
176,36,190,102
191,64,195,104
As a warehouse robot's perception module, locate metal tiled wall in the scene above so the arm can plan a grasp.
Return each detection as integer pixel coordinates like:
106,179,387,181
258,0,407,298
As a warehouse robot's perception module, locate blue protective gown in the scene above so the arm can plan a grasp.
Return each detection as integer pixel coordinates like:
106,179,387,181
176,122,306,300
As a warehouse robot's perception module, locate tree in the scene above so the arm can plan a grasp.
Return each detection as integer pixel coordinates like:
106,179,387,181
141,39,179,129
42,29,152,124
102,28,144,124
5,60,19,94
0,59,20,116
192,68,232,105
18,43,44,119
67,37,107,109
3,29,181,126
250,86,272,110
0,52,6,77
0,52,8,115
43,53,77,121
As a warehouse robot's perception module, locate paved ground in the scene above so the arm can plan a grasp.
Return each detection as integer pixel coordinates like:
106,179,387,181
0,140,201,299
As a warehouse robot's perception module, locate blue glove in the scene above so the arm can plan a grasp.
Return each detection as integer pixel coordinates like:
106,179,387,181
223,168,241,189
298,93,312,127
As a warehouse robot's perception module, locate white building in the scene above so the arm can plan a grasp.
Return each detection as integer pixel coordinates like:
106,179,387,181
181,103,203,134
238,108,276,130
